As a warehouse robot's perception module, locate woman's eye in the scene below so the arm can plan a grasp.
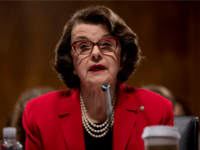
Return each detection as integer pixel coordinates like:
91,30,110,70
104,43,111,46
80,45,88,49
102,42,112,47
80,43,90,49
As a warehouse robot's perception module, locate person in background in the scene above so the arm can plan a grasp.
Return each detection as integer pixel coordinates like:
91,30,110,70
142,84,186,115
173,97,187,116
199,134,200,150
7,86,55,149
22,5,174,150
143,84,200,149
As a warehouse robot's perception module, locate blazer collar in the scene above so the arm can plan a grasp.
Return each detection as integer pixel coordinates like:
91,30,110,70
58,87,80,116
58,82,138,116
116,81,138,111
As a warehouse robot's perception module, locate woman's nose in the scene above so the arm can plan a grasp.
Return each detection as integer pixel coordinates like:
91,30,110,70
91,45,103,60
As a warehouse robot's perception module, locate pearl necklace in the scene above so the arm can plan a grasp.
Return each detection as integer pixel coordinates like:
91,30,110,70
80,91,116,138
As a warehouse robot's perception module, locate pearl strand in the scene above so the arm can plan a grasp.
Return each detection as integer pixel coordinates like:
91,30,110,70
80,97,109,128
80,91,116,138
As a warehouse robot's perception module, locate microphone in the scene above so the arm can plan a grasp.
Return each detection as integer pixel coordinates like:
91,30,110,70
101,83,112,130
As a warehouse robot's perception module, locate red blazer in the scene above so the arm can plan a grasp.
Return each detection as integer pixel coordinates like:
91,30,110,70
22,82,174,150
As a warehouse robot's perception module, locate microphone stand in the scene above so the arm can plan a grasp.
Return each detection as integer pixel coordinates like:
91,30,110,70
101,83,112,131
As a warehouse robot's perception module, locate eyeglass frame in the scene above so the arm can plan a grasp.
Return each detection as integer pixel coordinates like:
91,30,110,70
71,37,119,55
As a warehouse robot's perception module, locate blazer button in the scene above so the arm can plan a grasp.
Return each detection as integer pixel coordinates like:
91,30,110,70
139,106,144,111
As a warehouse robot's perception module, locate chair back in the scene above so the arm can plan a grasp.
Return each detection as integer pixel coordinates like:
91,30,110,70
174,116,199,150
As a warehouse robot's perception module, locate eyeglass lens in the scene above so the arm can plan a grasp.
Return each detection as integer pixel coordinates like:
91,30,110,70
75,39,117,55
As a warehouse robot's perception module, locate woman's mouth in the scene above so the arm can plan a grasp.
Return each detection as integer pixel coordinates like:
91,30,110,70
89,64,106,73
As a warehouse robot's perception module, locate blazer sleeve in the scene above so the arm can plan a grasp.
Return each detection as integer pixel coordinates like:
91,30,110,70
22,100,43,150
160,100,174,126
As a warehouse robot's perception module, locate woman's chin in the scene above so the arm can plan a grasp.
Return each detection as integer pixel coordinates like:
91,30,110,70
90,80,108,87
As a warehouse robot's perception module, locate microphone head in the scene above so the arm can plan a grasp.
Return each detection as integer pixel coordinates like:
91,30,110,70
101,83,109,92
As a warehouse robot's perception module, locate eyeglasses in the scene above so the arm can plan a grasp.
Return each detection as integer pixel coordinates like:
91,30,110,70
71,38,119,55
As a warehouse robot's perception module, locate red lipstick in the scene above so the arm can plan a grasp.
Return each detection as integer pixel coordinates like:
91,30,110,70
89,64,106,73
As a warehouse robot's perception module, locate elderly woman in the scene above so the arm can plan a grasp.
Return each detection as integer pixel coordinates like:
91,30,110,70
22,5,174,150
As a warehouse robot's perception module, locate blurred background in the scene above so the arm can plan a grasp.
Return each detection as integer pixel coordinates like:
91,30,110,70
0,1,200,140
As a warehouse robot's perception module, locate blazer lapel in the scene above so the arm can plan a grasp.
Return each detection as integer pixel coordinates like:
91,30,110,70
113,83,138,150
58,88,85,150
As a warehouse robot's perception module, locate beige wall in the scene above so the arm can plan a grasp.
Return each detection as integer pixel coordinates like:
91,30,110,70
0,1,200,139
